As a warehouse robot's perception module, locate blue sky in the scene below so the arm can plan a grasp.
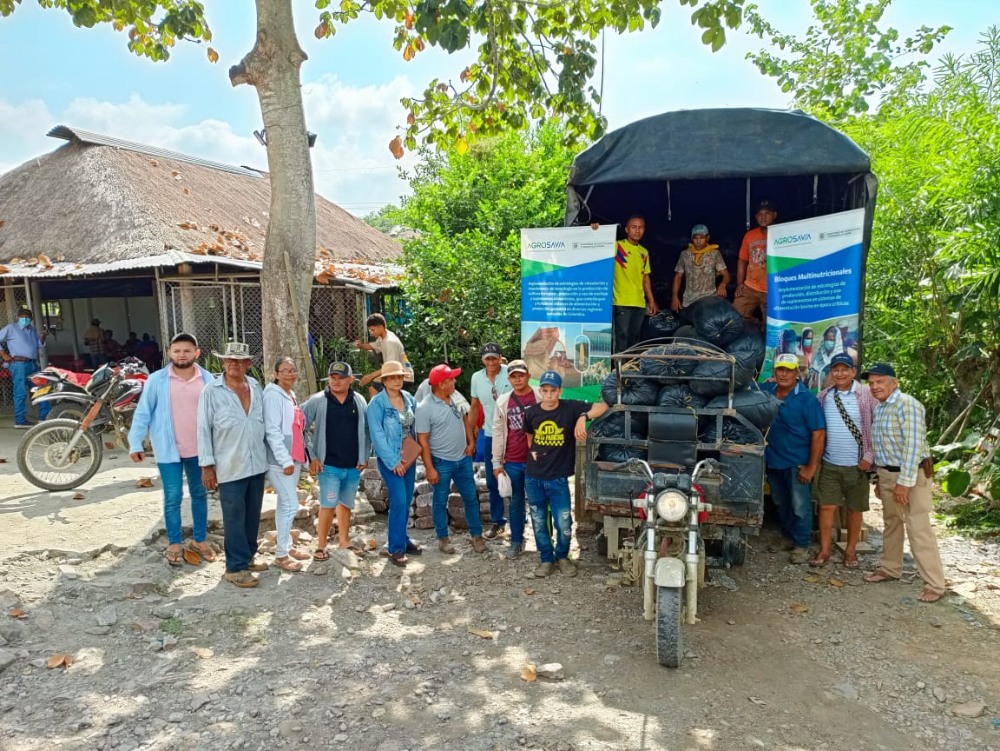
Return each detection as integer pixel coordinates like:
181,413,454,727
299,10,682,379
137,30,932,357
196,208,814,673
0,1,994,215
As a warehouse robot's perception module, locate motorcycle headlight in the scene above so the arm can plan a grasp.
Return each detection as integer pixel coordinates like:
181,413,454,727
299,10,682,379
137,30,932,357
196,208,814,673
655,488,688,522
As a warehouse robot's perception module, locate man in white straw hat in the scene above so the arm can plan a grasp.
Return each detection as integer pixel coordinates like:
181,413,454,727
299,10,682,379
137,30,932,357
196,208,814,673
198,342,268,588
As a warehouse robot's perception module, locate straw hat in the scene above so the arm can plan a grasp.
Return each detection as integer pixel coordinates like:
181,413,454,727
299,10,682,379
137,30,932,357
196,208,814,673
213,341,253,360
380,360,407,378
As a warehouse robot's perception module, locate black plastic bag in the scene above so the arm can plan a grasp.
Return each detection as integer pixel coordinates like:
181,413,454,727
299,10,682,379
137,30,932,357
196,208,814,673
597,443,648,462
590,410,648,439
688,296,744,347
639,344,702,380
701,416,763,445
688,357,755,397
641,310,683,341
706,388,780,430
601,370,660,406
656,383,709,410
725,328,766,373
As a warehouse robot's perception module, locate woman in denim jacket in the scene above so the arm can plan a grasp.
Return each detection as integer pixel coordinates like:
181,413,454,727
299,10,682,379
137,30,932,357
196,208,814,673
263,357,311,571
367,360,421,566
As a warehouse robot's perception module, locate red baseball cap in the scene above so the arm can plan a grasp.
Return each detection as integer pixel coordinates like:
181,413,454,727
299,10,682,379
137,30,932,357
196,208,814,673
428,364,462,386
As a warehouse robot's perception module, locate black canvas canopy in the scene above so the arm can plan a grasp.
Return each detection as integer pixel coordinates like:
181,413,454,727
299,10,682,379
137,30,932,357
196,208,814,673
564,108,877,313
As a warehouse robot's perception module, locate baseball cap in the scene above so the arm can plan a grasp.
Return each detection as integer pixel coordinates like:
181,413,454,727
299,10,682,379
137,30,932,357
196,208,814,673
829,353,855,369
773,353,800,370
860,362,896,379
428,363,462,386
507,359,529,374
170,332,199,348
756,199,777,212
691,224,709,237
481,342,502,358
328,361,353,377
538,370,562,387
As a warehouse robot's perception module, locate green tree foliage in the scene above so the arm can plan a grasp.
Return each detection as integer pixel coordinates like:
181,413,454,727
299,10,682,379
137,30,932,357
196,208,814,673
380,125,575,377
744,0,950,121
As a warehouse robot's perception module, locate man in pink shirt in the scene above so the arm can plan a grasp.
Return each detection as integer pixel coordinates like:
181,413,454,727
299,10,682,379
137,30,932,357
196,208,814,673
128,333,216,566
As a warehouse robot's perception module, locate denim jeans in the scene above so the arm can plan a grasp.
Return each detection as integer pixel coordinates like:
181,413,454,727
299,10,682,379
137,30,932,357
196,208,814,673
317,466,361,510
431,455,483,539
10,360,49,424
378,458,416,555
218,473,266,573
266,464,302,558
482,435,506,525
613,305,646,352
766,466,814,548
504,462,527,545
158,456,208,545
525,476,573,563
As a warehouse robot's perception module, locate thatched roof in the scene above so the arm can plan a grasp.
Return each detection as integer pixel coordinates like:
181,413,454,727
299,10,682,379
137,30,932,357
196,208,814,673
0,126,402,272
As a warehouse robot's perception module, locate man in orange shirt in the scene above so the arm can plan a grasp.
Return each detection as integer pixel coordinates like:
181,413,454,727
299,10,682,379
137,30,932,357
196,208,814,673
734,199,778,328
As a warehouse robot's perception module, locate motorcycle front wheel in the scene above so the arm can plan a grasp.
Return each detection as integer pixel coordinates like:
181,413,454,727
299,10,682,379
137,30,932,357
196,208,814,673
45,401,89,423
656,585,684,668
16,418,104,491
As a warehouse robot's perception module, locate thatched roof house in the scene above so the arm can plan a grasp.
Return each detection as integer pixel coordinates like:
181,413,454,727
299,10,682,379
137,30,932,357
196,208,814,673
0,126,402,285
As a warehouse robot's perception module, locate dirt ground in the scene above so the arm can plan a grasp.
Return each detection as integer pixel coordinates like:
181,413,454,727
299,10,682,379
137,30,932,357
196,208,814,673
1,426,999,751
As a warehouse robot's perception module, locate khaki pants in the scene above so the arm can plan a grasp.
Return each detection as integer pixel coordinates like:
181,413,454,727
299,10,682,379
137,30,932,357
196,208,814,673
733,286,767,322
875,468,947,594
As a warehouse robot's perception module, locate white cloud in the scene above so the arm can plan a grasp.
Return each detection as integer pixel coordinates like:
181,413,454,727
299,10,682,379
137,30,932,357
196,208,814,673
0,99,56,174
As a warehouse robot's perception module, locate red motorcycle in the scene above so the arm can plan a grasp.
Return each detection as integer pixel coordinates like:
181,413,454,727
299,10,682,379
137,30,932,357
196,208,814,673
30,358,147,424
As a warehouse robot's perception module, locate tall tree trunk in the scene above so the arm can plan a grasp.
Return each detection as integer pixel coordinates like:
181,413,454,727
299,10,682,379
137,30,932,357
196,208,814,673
229,0,317,399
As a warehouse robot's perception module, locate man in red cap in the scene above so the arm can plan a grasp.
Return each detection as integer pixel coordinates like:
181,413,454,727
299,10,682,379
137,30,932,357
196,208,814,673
416,364,486,554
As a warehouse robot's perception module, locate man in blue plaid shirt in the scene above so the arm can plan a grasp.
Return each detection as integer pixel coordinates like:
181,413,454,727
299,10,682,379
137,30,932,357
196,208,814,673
862,363,947,603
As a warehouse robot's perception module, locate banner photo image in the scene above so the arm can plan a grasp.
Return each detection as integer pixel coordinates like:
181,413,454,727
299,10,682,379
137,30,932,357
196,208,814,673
520,225,617,401
764,208,865,390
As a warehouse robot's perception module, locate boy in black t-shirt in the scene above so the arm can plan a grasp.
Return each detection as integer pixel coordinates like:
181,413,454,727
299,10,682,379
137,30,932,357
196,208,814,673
523,370,608,577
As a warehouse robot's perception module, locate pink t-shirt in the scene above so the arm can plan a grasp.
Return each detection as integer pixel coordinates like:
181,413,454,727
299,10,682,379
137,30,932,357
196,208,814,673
291,404,307,464
168,366,205,459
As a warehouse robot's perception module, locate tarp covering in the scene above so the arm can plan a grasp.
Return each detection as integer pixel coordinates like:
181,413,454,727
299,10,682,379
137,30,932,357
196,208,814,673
567,108,871,186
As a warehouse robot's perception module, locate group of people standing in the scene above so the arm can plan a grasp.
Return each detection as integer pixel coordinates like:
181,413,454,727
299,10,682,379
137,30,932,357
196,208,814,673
763,352,947,603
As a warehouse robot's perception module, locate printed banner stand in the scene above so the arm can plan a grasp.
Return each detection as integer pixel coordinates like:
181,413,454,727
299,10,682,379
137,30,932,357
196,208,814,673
520,225,616,401
765,208,865,390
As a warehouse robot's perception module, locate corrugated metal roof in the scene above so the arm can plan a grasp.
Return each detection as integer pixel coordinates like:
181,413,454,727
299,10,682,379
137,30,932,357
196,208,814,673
47,125,263,179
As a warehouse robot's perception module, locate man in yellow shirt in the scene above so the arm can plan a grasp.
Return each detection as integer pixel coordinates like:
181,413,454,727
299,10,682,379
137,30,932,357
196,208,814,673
607,215,658,352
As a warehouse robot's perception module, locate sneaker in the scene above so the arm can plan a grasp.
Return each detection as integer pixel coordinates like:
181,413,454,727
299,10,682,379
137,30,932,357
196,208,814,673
223,570,259,588
789,547,811,565
533,562,554,578
438,537,456,555
471,536,487,554
507,543,524,559
558,558,578,577
14,423,32,429
767,538,795,553
248,557,269,572
484,523,506,540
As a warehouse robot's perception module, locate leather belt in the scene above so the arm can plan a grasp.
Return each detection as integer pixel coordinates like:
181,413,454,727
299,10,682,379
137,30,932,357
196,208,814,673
880,465,901,473
10,356,32,362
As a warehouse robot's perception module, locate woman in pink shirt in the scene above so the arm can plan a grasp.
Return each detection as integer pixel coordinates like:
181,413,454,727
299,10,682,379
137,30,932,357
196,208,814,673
263,357,310,571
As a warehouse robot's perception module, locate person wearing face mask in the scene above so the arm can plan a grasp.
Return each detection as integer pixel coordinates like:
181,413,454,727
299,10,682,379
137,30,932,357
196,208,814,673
0,307,50,428
795,327,815,369
808,326,846,390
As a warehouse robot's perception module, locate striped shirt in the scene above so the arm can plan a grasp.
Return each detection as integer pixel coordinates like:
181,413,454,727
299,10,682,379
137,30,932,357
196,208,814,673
818,381,876,466
872,388,929,487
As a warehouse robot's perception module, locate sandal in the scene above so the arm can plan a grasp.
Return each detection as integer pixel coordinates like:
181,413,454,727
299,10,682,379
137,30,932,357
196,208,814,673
864,569,898,584
842,554,860,569
165,544,183,567
312,548,330,561
389,552,408,568
287,548,311,561
273,556,303,572
808,553,831,568
917,587,944,603
189,541,216,562
340,545,367,557
406,541,424,556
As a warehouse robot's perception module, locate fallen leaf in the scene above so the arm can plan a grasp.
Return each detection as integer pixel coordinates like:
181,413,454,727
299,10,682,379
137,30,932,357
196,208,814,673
520,664,537,682
789,602,810,614
183,548,201,565
467,628,496,640
0,266,8,275
523,588,535,596
0,220,6,228
47,653,74,669
0,458,7,464
183,187,190,195
9,608,26,619
178,222,198,230
365,538,378,550
136,477,154,488
748,696,767,706
802,574,822,584
104,441,115,449
192,647,213,659
72,493,85,500
828,577,845,588
149,159,158,167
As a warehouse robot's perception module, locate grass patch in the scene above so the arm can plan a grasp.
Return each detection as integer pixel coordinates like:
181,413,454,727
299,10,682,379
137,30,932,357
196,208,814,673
161,616,184,636
942,497,1000,539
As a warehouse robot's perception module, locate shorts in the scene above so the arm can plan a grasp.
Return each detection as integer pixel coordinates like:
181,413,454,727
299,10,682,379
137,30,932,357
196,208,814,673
318,466,361,510
814,461,870,512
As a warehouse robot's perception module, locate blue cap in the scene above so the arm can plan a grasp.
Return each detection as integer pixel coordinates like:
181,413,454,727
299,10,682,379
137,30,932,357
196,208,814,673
829,353,855,369
691,224,709,236
539,370,562,387
861,362,896,379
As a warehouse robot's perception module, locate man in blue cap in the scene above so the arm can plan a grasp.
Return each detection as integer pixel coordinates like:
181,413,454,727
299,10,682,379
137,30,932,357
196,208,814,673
522,370,608,577
0,307,50,427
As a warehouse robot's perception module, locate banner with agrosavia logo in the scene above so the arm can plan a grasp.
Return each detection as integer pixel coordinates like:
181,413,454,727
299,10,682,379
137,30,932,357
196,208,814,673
764,208,865,390
520,225,616,401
